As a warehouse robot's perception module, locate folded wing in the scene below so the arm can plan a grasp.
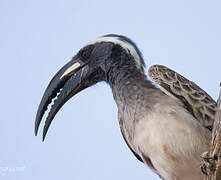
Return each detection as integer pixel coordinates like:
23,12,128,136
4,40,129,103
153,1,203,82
148,65,216,131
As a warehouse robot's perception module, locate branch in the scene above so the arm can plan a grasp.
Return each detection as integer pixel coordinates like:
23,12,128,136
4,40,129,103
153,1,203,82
202,87,221,179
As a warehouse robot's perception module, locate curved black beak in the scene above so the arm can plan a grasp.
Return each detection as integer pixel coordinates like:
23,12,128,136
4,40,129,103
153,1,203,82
35,58,89,141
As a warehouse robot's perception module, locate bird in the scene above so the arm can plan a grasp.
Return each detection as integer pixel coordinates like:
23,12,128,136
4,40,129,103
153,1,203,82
35,34,217,180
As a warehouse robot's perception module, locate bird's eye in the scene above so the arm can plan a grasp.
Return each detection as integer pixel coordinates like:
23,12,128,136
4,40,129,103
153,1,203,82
80,48,91,60
79,45,94,61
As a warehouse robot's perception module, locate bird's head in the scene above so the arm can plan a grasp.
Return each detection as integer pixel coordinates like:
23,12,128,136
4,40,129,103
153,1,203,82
35,34,145,141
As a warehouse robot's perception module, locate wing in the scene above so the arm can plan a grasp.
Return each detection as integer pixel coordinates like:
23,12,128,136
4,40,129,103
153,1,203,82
148,65,216,131
119,116,143,163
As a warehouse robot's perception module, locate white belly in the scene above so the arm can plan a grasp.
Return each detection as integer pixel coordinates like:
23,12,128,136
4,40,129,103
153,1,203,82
134,103,211,180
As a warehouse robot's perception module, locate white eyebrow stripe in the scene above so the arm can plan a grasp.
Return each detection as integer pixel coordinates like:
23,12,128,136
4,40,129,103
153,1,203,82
86,36,141,69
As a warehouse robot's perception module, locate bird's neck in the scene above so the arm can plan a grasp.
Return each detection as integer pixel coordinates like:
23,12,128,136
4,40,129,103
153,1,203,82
107,64,157,138
107,64,157,113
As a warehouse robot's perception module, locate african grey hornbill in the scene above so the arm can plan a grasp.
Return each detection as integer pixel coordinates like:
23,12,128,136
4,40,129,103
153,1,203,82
35,34,216,180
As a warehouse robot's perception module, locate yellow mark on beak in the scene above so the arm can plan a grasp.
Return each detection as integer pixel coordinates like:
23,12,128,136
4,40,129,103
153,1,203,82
60,62,81,79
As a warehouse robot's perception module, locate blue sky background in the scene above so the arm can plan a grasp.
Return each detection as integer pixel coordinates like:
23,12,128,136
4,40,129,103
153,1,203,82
1,0,221,179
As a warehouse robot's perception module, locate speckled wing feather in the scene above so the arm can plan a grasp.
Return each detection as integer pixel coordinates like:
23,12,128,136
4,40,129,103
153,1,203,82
148,65,216,131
